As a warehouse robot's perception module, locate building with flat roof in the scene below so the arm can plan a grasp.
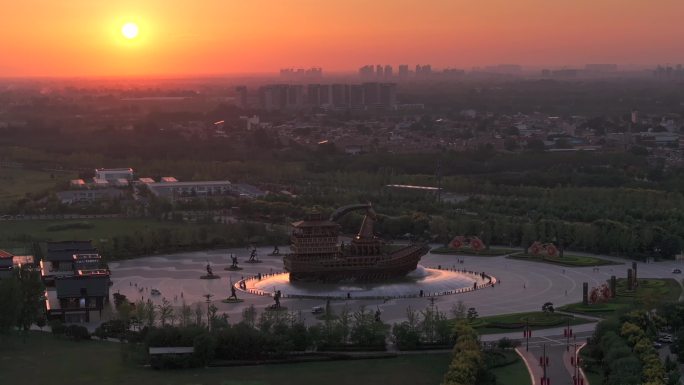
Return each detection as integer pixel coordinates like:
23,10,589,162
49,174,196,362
95,168,134,181
70,179,86,188
41,241,110,323
56,188,124,205
0,250,13,279
145,180,232,200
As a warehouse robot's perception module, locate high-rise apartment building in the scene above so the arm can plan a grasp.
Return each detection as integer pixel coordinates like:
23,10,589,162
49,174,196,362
349,84,364,108
331,84,350,108
235,86,248,108
359,65,375,78
398,65,409,78
384,65,393,78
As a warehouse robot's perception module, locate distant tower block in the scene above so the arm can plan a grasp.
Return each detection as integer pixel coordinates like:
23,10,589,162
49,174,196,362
627,268,634,291
610,276,617,298
632,262,638,287
582,282,588,305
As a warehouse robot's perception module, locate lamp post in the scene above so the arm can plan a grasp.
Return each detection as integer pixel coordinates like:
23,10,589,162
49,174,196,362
203,293,213,331
540,344,550,385
571,336,583,385
524,318,531,351
564,318,573,351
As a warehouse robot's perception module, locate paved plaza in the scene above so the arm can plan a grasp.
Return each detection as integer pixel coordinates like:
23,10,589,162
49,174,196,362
109,246,684,325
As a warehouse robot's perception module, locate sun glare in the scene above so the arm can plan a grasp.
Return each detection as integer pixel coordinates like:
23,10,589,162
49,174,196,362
121,22,139,39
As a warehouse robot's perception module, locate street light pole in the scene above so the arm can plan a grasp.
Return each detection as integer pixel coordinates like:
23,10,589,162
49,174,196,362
565,318,571,351
204,293,213,331
524,318,531,351
574,335,581,385
541,343,549,385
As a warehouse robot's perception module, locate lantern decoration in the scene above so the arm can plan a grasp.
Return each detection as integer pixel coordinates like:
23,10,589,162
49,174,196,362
449,236,464,249
530,241,544,255
545,243,558,257
469,237,485,251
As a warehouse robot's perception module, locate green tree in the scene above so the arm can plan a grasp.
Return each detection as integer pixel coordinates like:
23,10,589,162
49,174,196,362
16,267,44,331
157,298,174,326
0,277,23,333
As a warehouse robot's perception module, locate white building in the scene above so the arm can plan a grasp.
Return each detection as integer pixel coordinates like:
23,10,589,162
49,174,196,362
94,168,134,181
146,180,232,199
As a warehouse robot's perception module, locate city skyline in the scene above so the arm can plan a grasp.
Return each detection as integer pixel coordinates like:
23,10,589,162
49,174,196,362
1,0,684,77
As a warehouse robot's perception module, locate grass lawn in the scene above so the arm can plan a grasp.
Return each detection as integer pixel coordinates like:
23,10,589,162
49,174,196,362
506,253,620,267
559,278,682,317
431,246,519,256
0,167,75,201
0,332,451,385
492,354,532,385
468,311,593,335
0,218,193,244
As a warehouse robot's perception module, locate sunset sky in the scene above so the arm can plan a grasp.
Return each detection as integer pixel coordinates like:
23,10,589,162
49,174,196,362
1,0,683,77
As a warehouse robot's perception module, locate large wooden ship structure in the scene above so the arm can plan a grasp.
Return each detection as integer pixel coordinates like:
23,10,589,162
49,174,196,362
283,204,429,282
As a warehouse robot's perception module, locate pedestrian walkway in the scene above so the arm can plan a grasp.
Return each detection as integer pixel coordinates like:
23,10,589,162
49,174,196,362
516,342,587,385
562,343,589,385
480,322,596,343
515,347,542,385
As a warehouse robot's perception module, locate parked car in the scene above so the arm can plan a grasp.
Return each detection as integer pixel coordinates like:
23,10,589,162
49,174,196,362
150,289,161,296
672,268,682,274
658,335,673,343
311,306,324,314
653,341,663,348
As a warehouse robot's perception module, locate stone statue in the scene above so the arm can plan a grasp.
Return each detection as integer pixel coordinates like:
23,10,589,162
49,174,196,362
231,254,239,269
249,248,257,262
229,284,238,300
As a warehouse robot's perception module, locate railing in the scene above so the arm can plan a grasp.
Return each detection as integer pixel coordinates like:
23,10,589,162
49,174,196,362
234,266,497,300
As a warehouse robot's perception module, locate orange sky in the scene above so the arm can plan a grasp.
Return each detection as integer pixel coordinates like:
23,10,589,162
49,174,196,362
1,0,683,77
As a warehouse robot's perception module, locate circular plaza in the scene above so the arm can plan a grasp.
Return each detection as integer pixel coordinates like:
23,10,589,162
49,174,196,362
108,245,681,324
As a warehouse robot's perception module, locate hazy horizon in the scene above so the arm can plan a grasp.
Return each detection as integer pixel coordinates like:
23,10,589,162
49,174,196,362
1,0,683,77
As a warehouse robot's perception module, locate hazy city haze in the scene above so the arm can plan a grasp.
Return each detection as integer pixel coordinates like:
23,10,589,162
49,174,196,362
1,0,683,77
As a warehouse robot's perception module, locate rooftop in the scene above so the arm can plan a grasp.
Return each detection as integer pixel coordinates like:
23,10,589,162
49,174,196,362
386,184,442,191
147,180,231,187
291,220,339,228
47,241,94,252
54,275,110,298
95,167,134,172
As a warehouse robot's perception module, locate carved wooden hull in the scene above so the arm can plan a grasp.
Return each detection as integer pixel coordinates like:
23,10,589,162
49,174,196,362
284,243,429,282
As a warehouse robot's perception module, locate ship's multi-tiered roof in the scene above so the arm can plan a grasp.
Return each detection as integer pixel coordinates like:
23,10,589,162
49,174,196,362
284,204,429,281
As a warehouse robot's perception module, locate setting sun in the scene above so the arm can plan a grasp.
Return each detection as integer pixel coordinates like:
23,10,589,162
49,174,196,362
121,22,139,39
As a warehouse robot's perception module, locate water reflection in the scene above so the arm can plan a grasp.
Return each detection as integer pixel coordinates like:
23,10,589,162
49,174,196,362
250,266,486,298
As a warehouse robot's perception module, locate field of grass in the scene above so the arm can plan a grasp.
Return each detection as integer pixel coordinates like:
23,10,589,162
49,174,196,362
431,246,519,256
0,332,451,385
492,353,532,385
0,218,193,244
468,311,593,334
507,253,620,267
0,167,75,201
559,278,682,317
